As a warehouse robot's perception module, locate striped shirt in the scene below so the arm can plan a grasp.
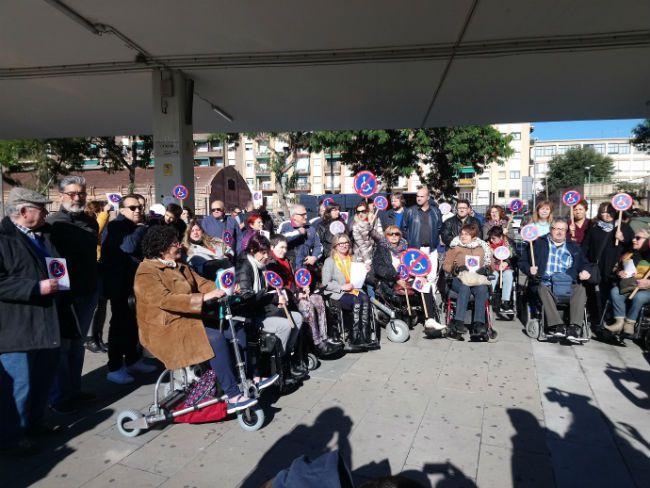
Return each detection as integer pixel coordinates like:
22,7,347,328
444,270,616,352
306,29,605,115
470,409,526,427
544,236,573,281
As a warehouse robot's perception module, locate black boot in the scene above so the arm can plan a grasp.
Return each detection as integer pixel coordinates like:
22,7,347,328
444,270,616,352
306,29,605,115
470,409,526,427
290,354,308,380
345,302,366,352
452,319,468,334
316,341,342,357
360,301,379,350
472,321,488,337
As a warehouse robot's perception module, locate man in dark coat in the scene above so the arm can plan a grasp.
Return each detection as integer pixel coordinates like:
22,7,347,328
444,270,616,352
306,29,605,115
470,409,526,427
46,176,99,414
440,199,482,246
379,192,406,229
0,188,61,455
101,194,156,384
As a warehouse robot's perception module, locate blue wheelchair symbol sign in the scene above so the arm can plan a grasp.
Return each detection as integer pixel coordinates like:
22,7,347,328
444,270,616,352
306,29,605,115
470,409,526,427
264,271,284,289
611,193,633,211
397,264,409,280
172,184,188,200
222,231,234,246
353,171,378,198
220,271,234,288
400,248,432,277
295,268,312,288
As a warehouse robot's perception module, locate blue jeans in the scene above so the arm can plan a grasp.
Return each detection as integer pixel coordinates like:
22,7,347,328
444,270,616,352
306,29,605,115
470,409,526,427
610,286,650,321
490,270,514,301
0,348,60,448
50,293,98,406
203,326,247,398
451,277,489,324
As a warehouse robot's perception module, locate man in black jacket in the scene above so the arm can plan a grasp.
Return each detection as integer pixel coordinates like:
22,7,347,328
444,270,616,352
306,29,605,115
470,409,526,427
46,176,99,414
440,199,482,247
0,188,61,455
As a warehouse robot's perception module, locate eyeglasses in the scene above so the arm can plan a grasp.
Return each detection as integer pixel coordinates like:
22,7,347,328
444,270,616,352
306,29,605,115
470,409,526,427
63,191,87,198
633,236,647,241
126,205,143,212
551,226,567,232
336,241,350,246
211,207,224,212
386,232,401,237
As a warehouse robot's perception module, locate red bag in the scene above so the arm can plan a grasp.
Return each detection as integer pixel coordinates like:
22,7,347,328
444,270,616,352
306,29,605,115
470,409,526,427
172,402,228,424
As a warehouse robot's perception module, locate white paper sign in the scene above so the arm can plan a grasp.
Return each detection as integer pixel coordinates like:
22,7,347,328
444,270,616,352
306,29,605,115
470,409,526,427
252,191,263,207
465,255,480,273
350,262,368,289
413,277,431,293
623,260,637,278
45,257,71,291
105,193,121,210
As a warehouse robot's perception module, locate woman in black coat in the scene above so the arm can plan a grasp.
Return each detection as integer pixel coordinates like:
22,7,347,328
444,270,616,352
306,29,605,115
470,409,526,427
317,203,348,261
582,202,634,320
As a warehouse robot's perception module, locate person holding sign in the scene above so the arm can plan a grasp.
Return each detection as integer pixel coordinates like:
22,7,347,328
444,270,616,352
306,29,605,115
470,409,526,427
352,201,384,266
202,199,239,244
519,218,591,340
606,228,650,337
322,234,375,352
278,204,323,270
316,203,347,259
442,223,492,336
569,200,590,245
134,226,262,414
0,188,62,455
487,226,517,314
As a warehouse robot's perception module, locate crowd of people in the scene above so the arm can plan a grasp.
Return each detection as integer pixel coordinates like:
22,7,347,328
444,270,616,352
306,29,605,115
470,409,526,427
2,176,650,456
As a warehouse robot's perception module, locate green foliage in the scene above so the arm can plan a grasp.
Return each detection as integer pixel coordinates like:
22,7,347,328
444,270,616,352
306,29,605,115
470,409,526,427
631,119,650,154
0,138,90,193
92,136,153,191
614,181,647,204
544,147,614,195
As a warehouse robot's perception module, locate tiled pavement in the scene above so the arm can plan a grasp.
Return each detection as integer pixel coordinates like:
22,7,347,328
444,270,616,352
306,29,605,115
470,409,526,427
2,318,649,487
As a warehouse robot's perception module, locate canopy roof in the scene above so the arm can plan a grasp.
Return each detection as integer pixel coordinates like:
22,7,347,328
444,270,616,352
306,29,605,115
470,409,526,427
1,0,649,138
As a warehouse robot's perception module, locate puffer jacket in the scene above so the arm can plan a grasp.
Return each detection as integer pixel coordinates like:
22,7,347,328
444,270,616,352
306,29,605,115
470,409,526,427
441,215,482,247
352,218,383,265
372,238,408,285
234,254,285,318
443,238,491,275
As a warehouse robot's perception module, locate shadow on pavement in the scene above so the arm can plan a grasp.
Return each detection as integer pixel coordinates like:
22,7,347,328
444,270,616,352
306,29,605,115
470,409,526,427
605,363,650,410
0,358,160,487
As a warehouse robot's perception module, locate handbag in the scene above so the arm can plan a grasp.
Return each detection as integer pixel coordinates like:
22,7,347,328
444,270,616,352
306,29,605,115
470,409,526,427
618,277,637,295
550,272,573,302
458,271,490,287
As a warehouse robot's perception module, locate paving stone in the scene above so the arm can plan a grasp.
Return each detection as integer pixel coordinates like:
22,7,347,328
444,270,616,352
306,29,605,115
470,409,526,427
81,463,167,487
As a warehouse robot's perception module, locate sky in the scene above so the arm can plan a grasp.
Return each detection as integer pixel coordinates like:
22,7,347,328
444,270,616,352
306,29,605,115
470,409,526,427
531,118,644,141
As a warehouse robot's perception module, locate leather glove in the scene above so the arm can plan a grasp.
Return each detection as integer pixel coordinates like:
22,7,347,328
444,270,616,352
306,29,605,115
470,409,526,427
477,266,491,277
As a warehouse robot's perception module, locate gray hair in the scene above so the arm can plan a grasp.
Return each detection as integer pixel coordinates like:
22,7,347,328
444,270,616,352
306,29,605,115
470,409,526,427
552,217,569,228
58,175,86,192
290,204,305,216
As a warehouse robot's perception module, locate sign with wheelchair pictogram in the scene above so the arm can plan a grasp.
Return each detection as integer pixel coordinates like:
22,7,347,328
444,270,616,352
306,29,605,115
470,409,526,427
172,184,189,201
611,193,633,211
509,199,524,213
294,268,312,288
520,224,539,242
493,246,511,261
322,197,335,207
216,268,236,296
329,221,346,235
222,230,234,247
397,264,409,281
400,248,432,277
45,257,70,290
412,277,430,293
439,202,452,215
353,171,378,198
562,190,581,207
373,195,388,211
264,270,284,289
48,259,66,279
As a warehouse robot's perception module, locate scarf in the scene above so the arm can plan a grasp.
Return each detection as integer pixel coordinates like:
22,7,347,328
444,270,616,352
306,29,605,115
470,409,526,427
333,252,358,295
271,252,294,288
157,258,177,268
386,237,408,257
597,220,614,232
486,219,508,231
449,236,492,266
246,254,264,292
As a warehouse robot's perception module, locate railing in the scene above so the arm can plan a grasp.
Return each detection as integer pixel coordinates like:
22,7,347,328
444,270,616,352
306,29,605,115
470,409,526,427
458,178,475,187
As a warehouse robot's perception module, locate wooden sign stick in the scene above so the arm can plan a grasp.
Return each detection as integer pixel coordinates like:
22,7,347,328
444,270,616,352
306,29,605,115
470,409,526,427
629,268,650,299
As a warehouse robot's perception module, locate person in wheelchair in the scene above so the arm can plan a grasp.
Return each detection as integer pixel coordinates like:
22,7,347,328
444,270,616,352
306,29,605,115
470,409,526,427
520,218,592,340
487,226,517,314
134,225,267,414
604,228,650,337
234,234,307,382
322,233,377,352
442,223,492,336
266,235,342,357
183,218,233,280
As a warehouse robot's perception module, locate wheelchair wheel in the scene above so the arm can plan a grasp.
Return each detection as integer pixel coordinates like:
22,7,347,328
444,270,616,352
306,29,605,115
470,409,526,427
525,319,540,339
117,409,144,438
387,319,409,343
488,329,498,342
237,406,265,432
306,353,320,371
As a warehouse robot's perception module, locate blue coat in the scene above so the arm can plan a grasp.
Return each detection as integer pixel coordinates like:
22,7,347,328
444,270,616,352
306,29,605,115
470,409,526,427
400,201,442,249
278,221,323,269
519,235,590,283
200,215,239,242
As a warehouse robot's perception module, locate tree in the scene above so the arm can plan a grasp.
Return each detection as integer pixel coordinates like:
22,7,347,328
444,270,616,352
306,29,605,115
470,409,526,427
543,147,614,195
631,119,650,154
0,138,90,194
91,136,153,192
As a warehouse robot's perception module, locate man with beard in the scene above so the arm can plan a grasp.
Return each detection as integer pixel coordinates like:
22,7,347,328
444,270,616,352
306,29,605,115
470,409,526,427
45,176,99,413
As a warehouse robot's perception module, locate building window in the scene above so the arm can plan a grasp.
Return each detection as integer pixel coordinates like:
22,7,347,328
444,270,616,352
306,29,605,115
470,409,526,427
195,141,209,152
246,160,253,168
510,132,521,140
499,171,506,179
228,159,236,166
510,171,520,179
608,143,630,154
534,146,557,157
498,190,505,198
557,144,580,155
244,142,253,151
509,190,520,197
584,143,605,154
246,178,254,186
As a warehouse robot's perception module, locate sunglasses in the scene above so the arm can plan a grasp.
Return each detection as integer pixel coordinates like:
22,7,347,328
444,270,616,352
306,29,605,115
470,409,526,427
126,205,143,212
386,232,401,236
211,207,224,212
633,236,647,241
356,209,368,214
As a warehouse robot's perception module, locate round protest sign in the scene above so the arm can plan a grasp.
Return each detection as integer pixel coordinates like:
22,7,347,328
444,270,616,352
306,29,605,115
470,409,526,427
494,246,511,261
294,268,312,288
397,264,409,281
400,248,432,277
329,221,346,235
222,230,234,247
264,270,284,289
353,170,378,198
562,190,582,207
322,197,335,207
439,202,452,215
172,184,189,201
219,270,235,289
48,259,67,279
611,193,633,211
520,224,540,242
108,193,122,204
509,199,524,213
413,277,427,292
373,195,388,211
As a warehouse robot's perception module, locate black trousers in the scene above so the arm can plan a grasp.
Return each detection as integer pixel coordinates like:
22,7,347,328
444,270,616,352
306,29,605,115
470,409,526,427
107,295,140,372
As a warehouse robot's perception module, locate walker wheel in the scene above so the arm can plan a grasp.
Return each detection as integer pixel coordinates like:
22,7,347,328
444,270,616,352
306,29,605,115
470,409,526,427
237,406,265,432
116,409,144,438
488,329,498,342
526,319,540,339
306,353,320,371
387,319,409,343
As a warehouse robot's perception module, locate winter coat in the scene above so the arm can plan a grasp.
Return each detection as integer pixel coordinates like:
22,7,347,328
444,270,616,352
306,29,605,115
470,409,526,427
317,217,348,259
46,207,99,297
441,215,482,247
0,217,61,352
278,221,323,269
520,235,590,284
372,238,408,285
352,218,383,265
400,202,443,249
442,238,491,274
234,254,286,318
582,221,634,284
101,215,147,298
134,259,215,370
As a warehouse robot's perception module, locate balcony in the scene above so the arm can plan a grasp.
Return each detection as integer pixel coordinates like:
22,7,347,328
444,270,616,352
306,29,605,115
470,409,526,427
458,178,475,187
293,183,311,192
324,161,342,174
255,163,271,175
260,181,274,192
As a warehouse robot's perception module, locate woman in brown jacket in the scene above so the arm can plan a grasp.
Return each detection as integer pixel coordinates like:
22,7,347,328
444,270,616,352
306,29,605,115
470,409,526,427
442,223,492,336
134,226,270,414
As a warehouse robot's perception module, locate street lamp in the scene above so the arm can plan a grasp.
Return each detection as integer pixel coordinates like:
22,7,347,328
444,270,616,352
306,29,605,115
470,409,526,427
585,165,594,217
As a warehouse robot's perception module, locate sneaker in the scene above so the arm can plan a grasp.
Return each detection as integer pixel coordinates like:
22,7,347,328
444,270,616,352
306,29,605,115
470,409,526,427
255,374,280,391
49,401,78,415
226,395,258,414
567,325,586,342
500,301,514,314
107,367,135,385
452,320,468,334
85,340,103,353
126,360,157,375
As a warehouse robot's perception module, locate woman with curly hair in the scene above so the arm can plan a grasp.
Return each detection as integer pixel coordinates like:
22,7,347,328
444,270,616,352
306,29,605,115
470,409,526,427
483,205,510,237
134,225,275,414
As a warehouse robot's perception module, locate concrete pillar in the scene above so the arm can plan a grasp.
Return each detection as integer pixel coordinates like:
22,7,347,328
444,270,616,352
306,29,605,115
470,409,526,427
152,69,195,208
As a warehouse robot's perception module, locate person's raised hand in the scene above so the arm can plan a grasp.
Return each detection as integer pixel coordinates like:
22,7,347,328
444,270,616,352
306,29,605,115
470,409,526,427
615,230,625,242
529,266,538,276
578,270,591,281
104,203,113,213
499,261,508,271
304,256,316,266
39,279,59,295
298,227,307,235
